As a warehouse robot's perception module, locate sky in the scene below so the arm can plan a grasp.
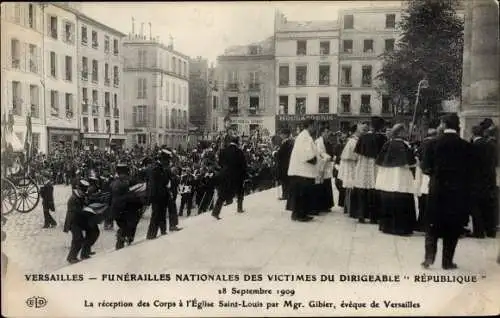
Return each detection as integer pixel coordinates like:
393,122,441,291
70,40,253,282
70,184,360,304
79,1,401,64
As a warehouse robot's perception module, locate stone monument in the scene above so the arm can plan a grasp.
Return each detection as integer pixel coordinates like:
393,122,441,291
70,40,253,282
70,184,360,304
459,0,499,139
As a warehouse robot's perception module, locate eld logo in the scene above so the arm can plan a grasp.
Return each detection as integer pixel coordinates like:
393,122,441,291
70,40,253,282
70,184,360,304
26,296,47,308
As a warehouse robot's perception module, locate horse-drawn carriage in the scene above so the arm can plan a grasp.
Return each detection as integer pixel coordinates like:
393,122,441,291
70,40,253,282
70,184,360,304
1,142,42,215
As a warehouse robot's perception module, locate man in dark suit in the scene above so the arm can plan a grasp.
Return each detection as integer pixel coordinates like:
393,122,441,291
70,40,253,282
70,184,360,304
276,128,294,201
146,149,172,239
63,180,92,264
470,125,498,238
421,114,472,270
211,135,247,220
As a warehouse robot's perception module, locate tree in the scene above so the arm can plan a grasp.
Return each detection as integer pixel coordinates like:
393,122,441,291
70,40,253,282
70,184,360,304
377,0,464,118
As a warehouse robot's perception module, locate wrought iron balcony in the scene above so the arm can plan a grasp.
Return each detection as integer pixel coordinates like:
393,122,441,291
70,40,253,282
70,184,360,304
226,82,239,91
248,83,260,91
360,104,372,114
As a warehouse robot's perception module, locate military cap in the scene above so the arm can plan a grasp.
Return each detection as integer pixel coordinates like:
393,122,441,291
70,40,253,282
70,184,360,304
79,179,90,188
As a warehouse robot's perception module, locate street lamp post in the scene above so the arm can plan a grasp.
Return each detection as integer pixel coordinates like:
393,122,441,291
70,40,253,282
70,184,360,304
409,79,429,141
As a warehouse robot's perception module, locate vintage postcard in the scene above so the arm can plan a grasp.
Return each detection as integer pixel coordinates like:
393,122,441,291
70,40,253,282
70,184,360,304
1,0,499,317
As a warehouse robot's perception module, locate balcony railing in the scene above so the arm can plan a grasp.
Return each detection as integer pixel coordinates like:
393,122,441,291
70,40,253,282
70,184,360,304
339,106,351,114
30,104,39,118
279,80,289,87
134,120,148,127
319,76,330,86
92,40,98,49
361,80,372,87
92,105,99,116
113,49,119,56
381,107,393,115
340,80,352,87
81,103,88,114
50,28,57,39
29,60,37,73
226,82,239,91
248,83,260,91
92,74,98,83
12,58,20,69
104,106,111,117
113,108,119,118
360,104,372,114
81,71,88,81
228,106,239,115
81,37,87,45
248,106,261,115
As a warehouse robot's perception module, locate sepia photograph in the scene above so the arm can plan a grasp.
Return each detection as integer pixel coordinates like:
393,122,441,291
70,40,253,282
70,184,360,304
1,0,499,316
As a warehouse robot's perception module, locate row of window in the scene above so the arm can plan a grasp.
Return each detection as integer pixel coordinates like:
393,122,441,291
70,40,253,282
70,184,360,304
277,94,392,115
82,117,120,134
135,49,188,78
342,13,396,30
291,38,395,56
48,90,75,118
135,134,187,146
8,3,39,31
136,78,188,106
46,51,74,81
81,57,120,86
10,81,41,117
81,88,119,117
278,64,373,87
9,39,41,74
226,96,262,115
133,106,188,130
81,25,119,55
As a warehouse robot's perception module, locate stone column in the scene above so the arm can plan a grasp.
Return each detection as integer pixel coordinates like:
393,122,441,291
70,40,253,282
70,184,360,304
460,0,473,113
459,0,500,140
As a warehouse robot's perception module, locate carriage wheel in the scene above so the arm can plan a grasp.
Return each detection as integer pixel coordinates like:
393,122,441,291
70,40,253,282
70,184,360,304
1,178,18,216
14,177,40,213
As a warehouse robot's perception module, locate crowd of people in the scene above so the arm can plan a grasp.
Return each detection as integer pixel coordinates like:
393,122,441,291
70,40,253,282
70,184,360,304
11,132,277,264
275,115,499,269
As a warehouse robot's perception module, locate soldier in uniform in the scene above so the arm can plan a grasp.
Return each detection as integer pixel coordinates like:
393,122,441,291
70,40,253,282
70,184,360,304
146,149,172,239
111,163,142,249
179,168,194,217
63,180,92,264
40,173,57,228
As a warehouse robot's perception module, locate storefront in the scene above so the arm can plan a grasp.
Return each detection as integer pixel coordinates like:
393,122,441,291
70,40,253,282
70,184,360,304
82,133,127,150
47,127,80,154
275,114,340,135
217,116,275,136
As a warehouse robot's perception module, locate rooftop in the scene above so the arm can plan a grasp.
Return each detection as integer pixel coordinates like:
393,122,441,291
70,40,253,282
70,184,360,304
220,36,274,57
52,3,126,37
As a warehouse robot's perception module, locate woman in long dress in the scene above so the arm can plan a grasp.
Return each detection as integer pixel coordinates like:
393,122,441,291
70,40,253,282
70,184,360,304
375,124,417,236
338,124,362,217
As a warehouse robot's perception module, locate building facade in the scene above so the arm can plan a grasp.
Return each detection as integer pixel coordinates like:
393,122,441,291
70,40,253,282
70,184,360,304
189,56,210,134
123,32,190,149
214,37,276,136
274,12,340,133
1,2,47,152
337,6,402,131
75,8,126,149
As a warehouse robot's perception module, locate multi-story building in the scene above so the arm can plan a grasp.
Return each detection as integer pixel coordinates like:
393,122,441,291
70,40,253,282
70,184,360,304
123,30,190,149
73,7,126,148
274,12,340,133
1,2,46,152
42,3,80,152
337,6,402,130
214,36,276,136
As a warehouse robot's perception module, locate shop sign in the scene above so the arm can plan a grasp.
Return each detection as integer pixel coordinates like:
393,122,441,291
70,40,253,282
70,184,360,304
276,114,337,122
229,118,264,124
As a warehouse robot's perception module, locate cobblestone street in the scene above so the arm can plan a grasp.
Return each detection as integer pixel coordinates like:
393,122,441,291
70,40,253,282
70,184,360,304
2,184,210,273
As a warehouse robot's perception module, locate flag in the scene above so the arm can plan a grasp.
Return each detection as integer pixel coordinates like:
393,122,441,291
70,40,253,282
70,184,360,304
24,112,33,162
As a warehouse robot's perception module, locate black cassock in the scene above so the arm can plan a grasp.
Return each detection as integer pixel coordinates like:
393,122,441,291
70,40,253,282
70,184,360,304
276,138,294,199
375,138,417,235
217,144,247,202
352,132,387,222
